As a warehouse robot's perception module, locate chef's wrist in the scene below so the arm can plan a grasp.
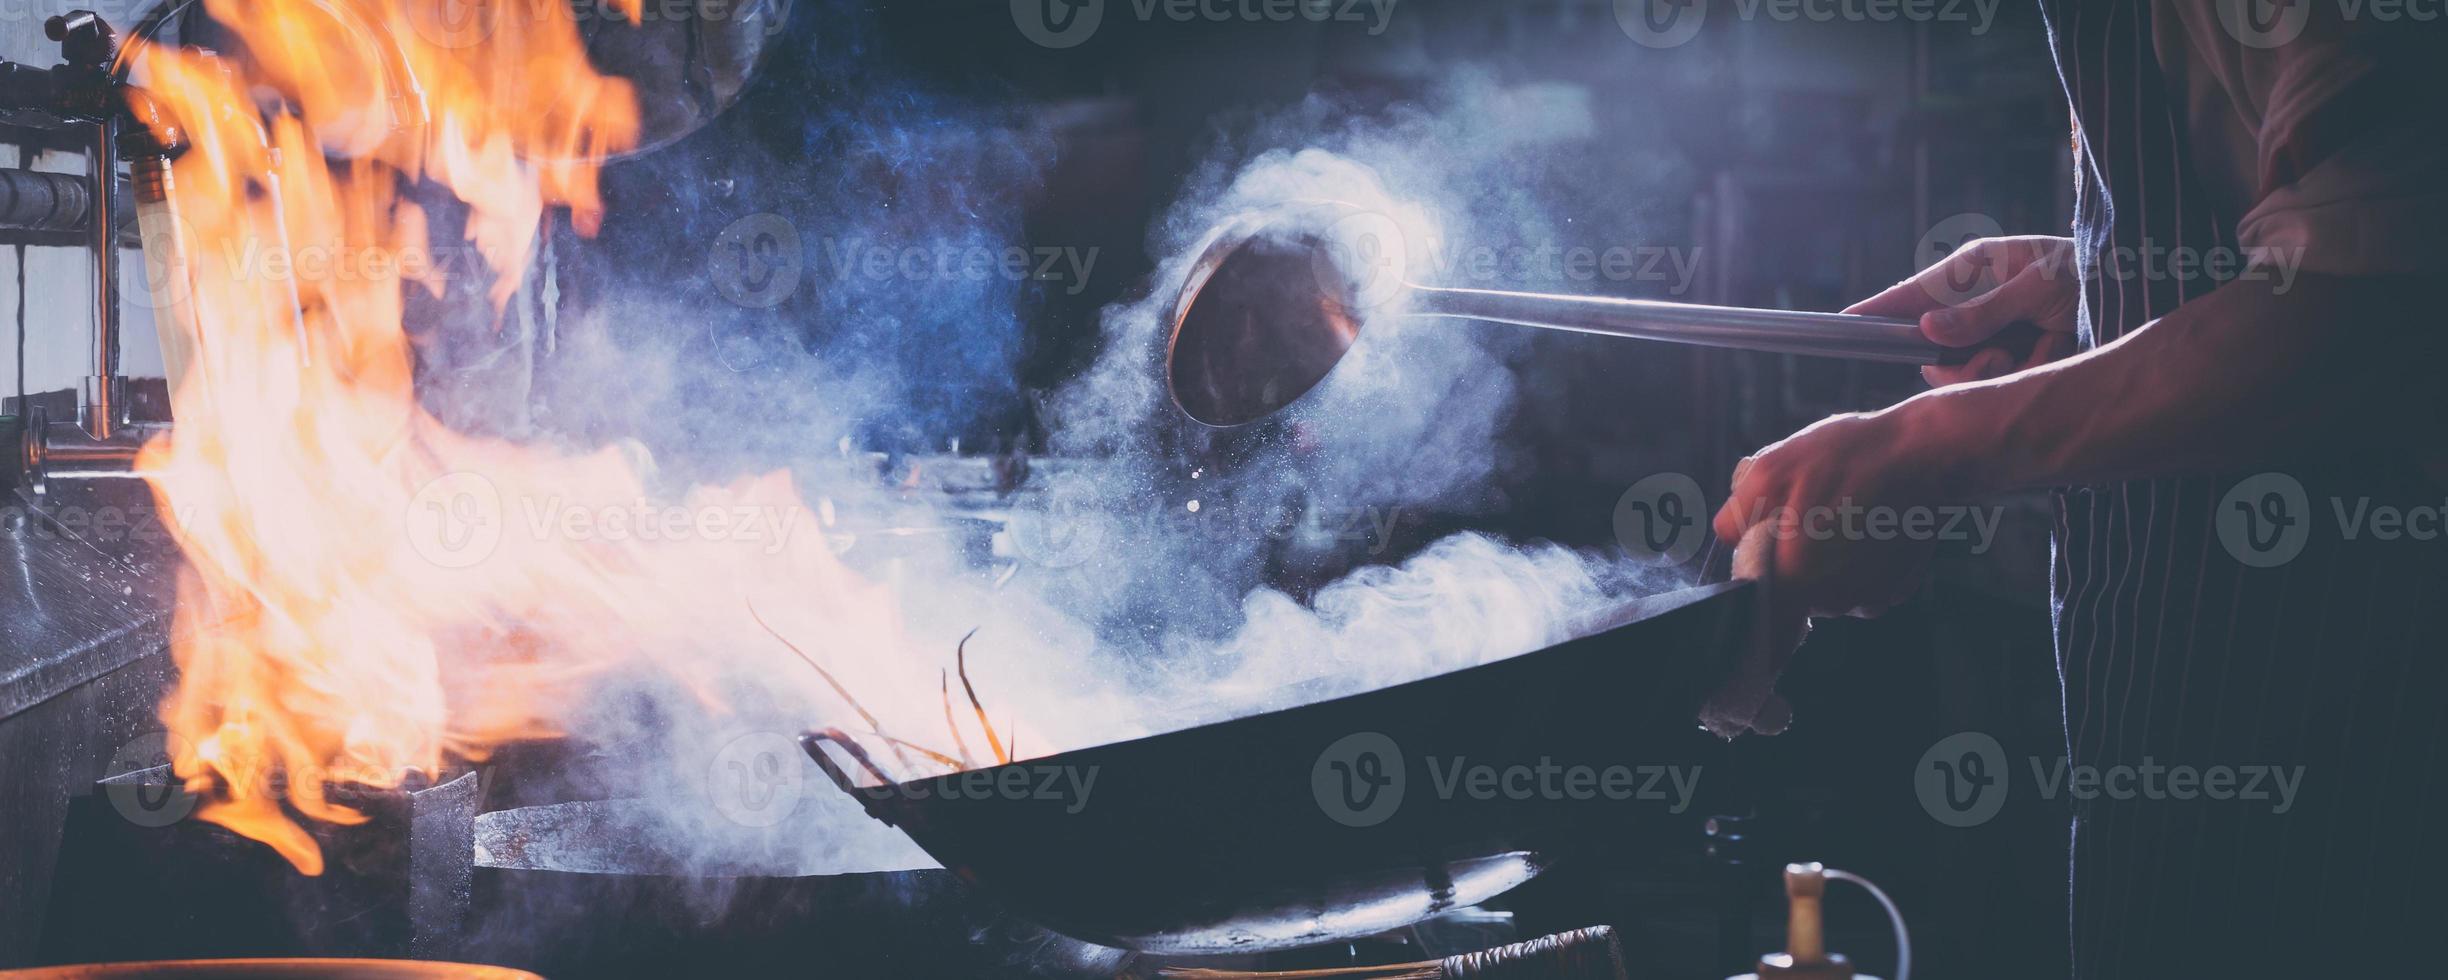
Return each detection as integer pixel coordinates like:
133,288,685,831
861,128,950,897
1873,383,2035,502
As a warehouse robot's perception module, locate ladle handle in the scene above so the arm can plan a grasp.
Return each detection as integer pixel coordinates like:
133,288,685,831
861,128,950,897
1933,320,2044,369
1412,286,2040,368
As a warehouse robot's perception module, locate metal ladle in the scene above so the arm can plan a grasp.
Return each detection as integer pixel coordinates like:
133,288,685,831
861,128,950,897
1164,201,2036,427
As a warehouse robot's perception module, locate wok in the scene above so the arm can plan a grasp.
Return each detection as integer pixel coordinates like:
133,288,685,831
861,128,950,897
462,799,1130,978
0,963,534,980
803,578,1758,954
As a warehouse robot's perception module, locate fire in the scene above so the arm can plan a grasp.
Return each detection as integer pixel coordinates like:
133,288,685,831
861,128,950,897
128,0,972,873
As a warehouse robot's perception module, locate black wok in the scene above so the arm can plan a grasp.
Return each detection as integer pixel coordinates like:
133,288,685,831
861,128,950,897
461,799,1130,978
803,578,1757,954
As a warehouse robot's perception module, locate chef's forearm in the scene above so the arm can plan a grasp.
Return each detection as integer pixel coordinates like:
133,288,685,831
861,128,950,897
1890,272,2442,497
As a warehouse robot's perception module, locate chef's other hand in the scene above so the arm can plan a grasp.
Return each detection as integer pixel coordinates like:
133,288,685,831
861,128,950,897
1845,235,2079,387
1714,410,1942,625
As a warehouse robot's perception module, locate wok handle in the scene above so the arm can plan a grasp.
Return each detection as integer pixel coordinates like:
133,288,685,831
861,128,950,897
801,728,893,795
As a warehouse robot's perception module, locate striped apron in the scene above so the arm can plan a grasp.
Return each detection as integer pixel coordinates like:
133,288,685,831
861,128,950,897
2040,3,2448,976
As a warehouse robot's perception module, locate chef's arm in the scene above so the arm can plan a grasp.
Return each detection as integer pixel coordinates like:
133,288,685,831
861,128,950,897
1892,8,2448,496
1895,269,2442,499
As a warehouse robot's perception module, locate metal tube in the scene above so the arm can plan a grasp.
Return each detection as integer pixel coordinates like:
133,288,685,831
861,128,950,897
0,169,92,233
1410,285,1944,365
84,117,118,441
22,417,148,483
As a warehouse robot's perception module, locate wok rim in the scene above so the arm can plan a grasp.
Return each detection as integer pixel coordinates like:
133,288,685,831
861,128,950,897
816,577,1750,795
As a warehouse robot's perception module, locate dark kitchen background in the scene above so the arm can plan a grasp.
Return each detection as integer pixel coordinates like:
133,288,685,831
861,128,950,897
5,1,2073,976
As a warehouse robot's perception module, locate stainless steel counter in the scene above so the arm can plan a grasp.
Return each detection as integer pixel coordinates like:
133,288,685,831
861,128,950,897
1,482,177,722
0,479,179,964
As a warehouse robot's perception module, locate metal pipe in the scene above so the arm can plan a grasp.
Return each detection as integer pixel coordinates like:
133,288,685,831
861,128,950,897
33,149,179,486
22,415,148,483
0,169,93,233
84,116,118,441
1410,286,1945,365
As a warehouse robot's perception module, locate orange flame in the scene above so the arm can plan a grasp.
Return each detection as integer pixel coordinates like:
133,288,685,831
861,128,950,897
129,0,974,874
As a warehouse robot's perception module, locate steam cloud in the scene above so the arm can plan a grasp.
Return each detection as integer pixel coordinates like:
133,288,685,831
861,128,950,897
467,17,1688,878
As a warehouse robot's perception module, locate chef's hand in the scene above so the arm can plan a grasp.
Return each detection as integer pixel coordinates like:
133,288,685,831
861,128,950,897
1704,237,2071,733
1715,409,1943,623
1845,235,2080,387
1703,409,1951,735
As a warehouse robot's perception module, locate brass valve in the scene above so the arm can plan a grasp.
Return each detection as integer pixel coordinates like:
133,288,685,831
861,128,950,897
1755,863,1855,980
1730,861,1907,980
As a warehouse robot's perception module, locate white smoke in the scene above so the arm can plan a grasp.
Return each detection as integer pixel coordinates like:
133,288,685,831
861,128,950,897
500,69,1692,877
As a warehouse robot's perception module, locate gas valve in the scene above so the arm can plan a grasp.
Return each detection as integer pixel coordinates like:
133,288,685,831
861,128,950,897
1727,862,1911,980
